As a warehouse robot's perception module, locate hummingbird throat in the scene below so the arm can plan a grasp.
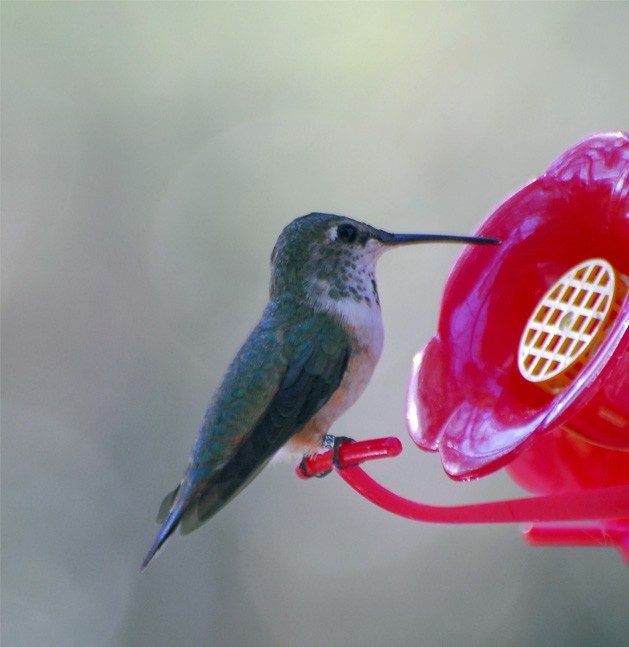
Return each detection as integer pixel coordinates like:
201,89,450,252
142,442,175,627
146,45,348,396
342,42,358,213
312,249,381,310
307,246,386,349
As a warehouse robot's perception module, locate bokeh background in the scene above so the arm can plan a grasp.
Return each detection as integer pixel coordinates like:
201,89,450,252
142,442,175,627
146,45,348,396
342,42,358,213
3,3,628,646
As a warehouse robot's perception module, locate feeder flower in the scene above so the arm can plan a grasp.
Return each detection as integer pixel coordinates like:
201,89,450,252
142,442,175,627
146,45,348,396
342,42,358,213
407,131,629,488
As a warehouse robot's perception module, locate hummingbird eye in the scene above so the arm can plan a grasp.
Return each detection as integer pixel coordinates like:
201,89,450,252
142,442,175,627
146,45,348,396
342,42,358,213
336,223,358,243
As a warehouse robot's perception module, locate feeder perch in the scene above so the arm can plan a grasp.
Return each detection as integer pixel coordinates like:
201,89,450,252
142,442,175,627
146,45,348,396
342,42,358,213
298,132,629,563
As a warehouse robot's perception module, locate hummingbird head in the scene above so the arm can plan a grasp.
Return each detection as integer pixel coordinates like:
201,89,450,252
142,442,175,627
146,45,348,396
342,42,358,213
270,213,499,311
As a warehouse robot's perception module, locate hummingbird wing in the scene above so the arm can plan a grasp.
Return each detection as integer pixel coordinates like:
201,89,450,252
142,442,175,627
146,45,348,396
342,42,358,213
181,312,351,532
142,309,351,568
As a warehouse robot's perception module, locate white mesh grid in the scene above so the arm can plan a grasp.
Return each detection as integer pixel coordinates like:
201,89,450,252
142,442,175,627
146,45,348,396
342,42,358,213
518,258,624,390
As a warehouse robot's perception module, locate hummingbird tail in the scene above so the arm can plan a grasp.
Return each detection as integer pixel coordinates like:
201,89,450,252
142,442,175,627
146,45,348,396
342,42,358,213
141,488,185,571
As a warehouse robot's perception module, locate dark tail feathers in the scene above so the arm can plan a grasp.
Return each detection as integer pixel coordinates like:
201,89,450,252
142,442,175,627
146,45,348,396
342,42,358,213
140,486,184,570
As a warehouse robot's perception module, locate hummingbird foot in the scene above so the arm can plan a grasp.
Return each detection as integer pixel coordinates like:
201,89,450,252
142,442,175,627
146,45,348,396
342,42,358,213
326,434,356,470
297,434,356,477
297,456,332,478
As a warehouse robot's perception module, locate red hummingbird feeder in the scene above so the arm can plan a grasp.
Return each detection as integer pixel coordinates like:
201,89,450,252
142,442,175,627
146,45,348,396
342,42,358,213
298,132,629,563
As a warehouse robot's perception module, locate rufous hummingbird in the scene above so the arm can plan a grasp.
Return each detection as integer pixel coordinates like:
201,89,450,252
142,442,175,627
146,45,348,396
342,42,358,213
142,213,498,568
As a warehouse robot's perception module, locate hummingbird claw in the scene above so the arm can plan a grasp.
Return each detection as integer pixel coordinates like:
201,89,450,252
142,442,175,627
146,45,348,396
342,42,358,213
298,456,331,478
297,435,356,478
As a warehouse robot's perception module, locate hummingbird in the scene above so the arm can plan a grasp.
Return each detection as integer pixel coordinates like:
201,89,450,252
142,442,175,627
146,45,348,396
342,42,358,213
142,213,499,569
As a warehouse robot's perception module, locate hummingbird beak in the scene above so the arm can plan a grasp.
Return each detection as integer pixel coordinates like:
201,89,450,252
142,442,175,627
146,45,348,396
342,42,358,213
376,230,501,247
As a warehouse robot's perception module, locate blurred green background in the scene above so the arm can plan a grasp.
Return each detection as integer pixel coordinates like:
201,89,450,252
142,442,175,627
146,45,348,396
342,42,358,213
3,2,628,646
